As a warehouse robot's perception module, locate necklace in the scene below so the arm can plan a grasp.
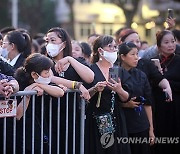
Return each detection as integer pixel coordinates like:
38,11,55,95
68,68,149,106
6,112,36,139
160,53,175,72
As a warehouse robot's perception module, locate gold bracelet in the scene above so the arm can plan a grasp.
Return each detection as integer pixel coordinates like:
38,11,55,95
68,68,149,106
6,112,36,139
72,81,76,89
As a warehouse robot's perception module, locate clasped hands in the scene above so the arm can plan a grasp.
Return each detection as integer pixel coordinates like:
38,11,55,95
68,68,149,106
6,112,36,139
0,79,14,98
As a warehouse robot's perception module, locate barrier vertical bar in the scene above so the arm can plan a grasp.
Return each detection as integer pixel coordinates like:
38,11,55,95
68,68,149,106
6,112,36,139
13,117,16,154
49,97,52,154
73,92,77,154
65,93,69,154
80,99,85,154
40,95,44,154
3,117,6,154
57,97,61,154
13,96,17,154
32,94,35,154
23,96,27,154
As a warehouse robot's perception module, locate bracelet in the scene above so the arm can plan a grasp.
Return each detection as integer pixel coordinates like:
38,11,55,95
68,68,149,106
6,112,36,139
72,81,76,89
74,82,82,89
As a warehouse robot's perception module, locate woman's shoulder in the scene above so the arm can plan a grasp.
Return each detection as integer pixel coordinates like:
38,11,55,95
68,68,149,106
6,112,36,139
133,68,148,80
118,66,131,80
76,57,90,66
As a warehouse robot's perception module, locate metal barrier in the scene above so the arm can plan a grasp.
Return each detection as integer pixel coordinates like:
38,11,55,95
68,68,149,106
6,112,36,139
0,89,86,154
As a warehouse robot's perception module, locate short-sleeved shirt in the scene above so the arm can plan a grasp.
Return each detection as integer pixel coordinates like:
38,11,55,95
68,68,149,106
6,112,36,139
123,68,152,134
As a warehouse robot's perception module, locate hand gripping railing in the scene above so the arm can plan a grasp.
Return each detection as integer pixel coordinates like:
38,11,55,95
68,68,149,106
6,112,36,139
0,89,86,154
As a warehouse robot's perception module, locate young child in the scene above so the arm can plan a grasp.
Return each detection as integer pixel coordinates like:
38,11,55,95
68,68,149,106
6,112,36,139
14,53,65,154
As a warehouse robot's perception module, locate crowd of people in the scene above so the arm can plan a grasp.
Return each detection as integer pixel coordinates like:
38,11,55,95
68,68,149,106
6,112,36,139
0,16,179,154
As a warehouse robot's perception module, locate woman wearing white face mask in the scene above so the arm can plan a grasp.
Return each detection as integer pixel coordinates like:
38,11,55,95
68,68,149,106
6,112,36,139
45,27,93,154
85,35,132,154
45,27,94,83
2,30,31,70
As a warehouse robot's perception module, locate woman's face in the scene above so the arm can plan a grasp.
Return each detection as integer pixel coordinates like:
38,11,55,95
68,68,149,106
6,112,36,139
98,40,118,64
46,32,66,58
72,42,83,58
46,32,63,45
2,35,13,58
121,47,139,70
124,33,141,49
158,33,176,56
102,40,117,53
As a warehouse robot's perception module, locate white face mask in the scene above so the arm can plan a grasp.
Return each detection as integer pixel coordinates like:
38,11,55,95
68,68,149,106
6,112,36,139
101,49,117,64
46,43,64,57
0,48,9,59
34,74,52,85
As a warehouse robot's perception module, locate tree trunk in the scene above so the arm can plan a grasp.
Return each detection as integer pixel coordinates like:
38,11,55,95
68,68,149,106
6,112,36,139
112,0,140,28
124,10,135,28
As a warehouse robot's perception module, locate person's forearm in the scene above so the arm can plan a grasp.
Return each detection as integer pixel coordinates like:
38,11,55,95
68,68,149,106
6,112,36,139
67,56,94,83
117,88,129,102
51,76,75,89
38,84,64,97
158,78,172,100
158,78,170,89
16,96,30,120
144,105,154,131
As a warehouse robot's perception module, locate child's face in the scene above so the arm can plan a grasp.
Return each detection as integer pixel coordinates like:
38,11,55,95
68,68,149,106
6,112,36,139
39,69,51,78
72,42,83,58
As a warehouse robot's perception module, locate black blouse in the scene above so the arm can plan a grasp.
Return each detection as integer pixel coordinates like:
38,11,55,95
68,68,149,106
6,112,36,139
123,68,152,134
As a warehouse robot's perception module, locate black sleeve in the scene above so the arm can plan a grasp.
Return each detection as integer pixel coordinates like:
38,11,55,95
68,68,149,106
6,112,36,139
143,74,153,105
169,80,180,93
137,59,164,86
0,59,14,76
118,67,133,102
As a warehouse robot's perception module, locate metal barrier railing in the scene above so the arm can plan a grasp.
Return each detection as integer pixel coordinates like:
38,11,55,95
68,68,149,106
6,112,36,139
0,89,86,154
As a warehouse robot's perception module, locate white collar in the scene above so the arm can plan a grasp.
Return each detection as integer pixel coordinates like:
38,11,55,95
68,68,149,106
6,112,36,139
8,53,21,66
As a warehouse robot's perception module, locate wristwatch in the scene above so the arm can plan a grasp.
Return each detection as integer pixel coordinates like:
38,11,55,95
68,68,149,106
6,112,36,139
74,82,82,89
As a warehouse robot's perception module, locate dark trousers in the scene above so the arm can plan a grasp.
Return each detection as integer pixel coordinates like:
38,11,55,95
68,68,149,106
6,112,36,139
129,129,151,154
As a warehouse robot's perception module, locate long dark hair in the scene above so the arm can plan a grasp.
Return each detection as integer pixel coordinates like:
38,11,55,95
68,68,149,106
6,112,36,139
6,30,31,58
47,27,72,57
14,53,53,90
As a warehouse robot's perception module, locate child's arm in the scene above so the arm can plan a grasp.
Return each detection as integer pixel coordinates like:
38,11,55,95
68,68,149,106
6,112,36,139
37,83,64,98
16,83,39,120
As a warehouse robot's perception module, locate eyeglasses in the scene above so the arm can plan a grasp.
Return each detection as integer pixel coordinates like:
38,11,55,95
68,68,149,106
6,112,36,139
106,44,118,50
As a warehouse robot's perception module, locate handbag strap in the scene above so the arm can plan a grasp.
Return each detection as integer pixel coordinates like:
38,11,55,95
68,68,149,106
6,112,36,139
110,91,116,114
